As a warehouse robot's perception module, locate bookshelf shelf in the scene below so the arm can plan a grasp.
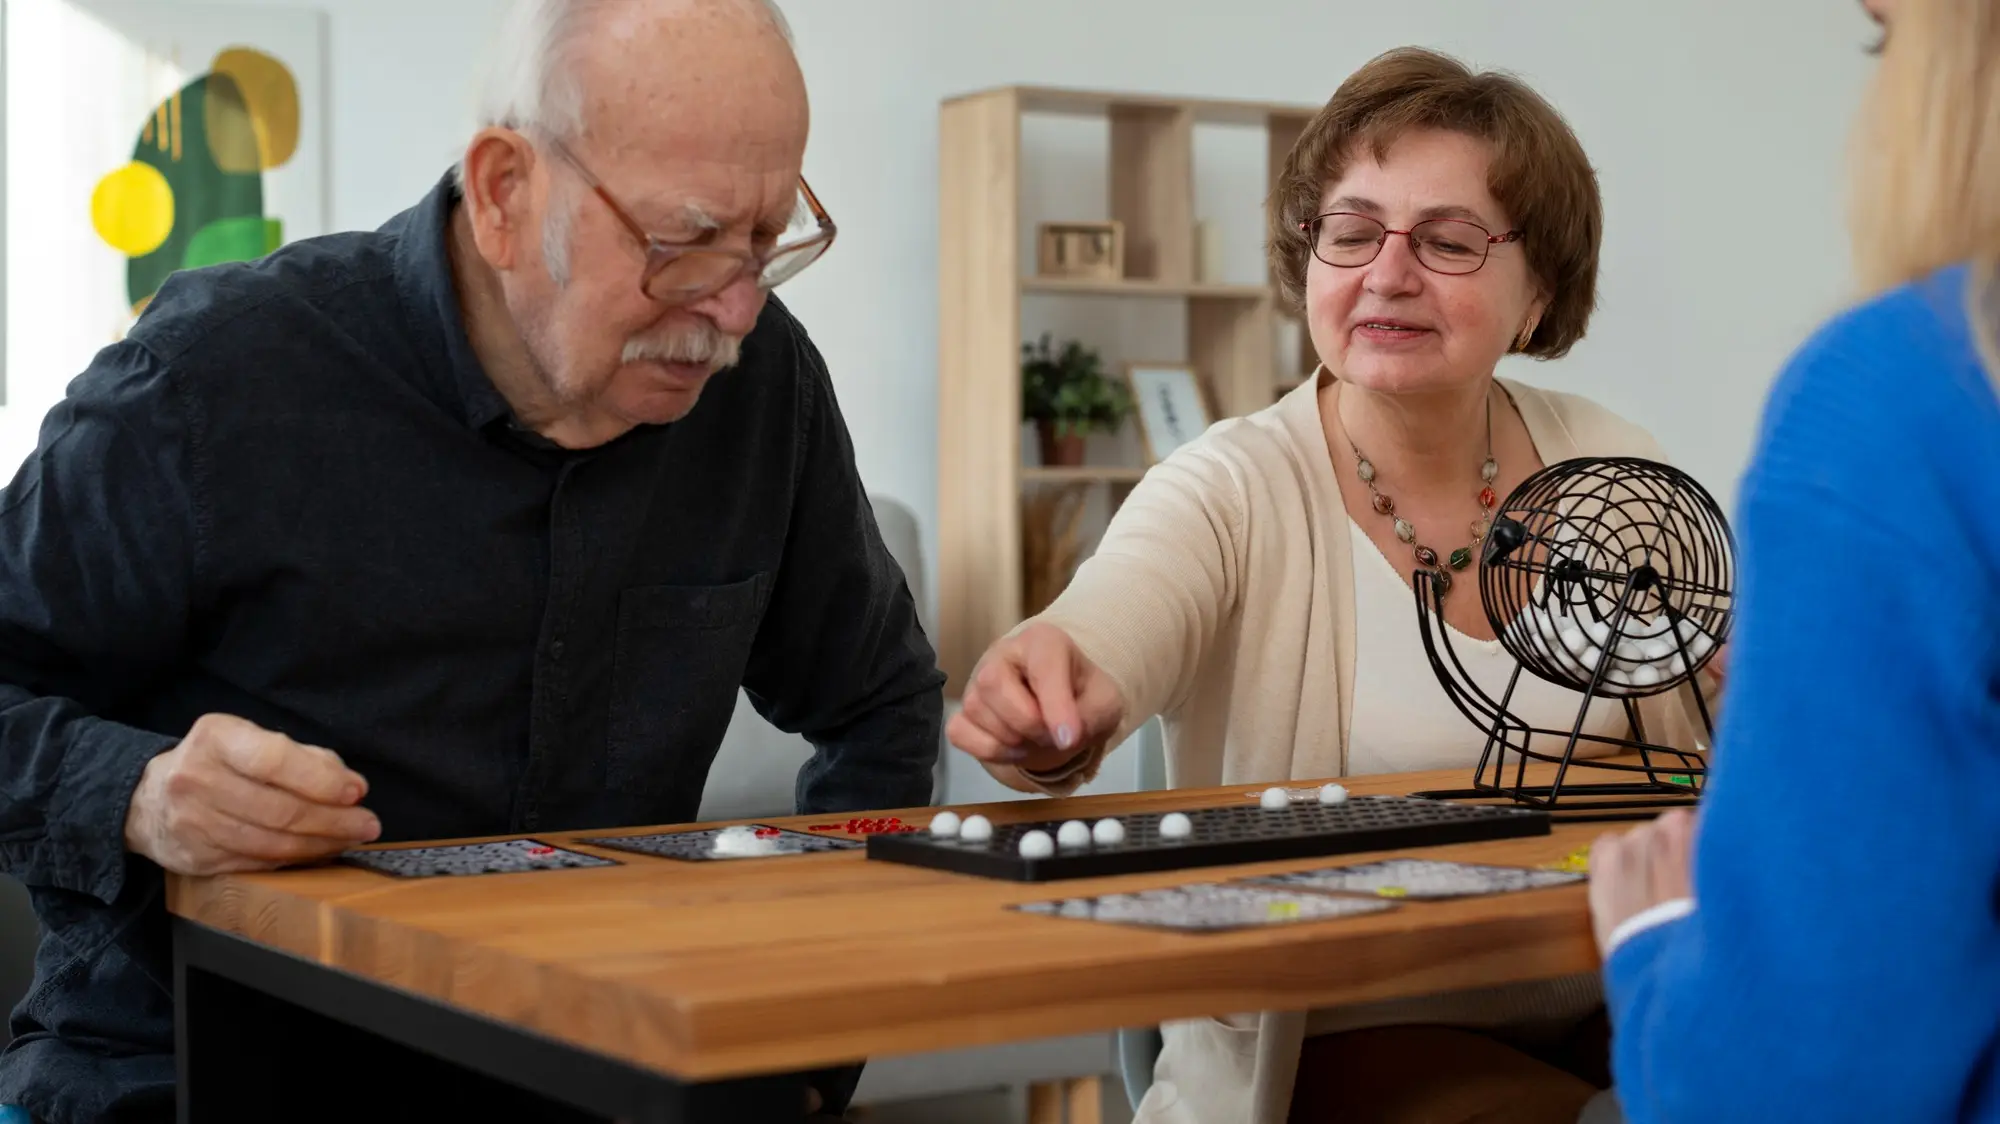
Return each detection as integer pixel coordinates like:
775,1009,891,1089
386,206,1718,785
937,84,1319,695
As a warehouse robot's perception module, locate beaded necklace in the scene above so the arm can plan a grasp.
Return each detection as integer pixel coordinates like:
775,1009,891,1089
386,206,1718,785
1346,394,1498,598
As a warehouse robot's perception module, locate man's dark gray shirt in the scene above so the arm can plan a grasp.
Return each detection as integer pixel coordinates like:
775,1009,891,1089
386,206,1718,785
0,171,944,1122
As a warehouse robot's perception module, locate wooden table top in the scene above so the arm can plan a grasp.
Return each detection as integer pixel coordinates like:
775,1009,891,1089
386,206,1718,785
166,763,1616,1082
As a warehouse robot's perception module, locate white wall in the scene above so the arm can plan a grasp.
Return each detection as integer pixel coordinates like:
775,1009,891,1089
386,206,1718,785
4,0,1882,615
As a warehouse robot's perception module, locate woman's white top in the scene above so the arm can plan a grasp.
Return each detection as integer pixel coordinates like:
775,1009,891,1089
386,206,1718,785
1344,518,1626,777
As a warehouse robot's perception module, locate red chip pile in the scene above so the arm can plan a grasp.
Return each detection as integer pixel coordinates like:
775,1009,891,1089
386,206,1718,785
805,817,921,835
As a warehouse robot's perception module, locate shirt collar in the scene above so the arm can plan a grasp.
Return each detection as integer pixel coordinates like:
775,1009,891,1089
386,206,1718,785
391,169,518,432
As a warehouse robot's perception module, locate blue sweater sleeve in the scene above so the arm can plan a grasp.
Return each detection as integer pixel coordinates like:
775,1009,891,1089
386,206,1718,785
1604,266,2000,1123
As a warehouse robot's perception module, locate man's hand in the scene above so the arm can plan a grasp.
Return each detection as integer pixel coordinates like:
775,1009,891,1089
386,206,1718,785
947,622,1125,774
1587,807,1697,955
124,713,381,875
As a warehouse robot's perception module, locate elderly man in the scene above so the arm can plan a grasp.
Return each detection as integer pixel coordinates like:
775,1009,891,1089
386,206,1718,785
0,0,941,1120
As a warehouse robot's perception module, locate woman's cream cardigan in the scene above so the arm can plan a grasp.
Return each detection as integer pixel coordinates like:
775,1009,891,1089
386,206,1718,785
985,372,1716,1124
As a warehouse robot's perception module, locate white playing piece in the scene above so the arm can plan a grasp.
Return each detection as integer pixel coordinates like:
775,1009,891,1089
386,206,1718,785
1018,829,1055,859
1686,632,1718,662
1158,812,1194,839
1259,786,1291,810
929,810,963,838
1092,817,1126,845
1624,613,1672,639
711,825,779,857
1057,820,1092,848
958,814,994,843
1318,783,1349,805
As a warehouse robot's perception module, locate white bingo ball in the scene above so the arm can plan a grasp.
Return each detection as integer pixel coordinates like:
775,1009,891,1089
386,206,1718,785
712,825,777,857
1687,633,1717,663
959,814,994,843
1318,783,1349,805
1558,622,1589,659
1631,663,1663,688
1057,819,1092,848
1534,608,1562,645
1585,618,1613,647
929,810,963,838
1092,818,1126,845
1260,786,1291,810
1017,830,1055,859
1623,614,1663,639
1158,812,1194,839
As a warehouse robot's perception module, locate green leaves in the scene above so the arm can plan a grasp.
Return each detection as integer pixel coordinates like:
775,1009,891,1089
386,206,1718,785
1021,333,1133,437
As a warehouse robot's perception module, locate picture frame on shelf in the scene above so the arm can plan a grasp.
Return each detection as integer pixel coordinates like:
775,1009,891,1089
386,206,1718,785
1035,220,1124,281
1125,362,1214,464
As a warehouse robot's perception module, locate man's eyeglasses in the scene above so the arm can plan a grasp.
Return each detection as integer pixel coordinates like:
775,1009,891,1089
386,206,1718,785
1301,212,1522,276
546,137,836,305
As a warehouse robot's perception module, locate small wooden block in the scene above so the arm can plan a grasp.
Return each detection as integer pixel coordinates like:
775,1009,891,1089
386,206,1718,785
1026,1076,1102,1124
1027,1080,1064,1124
1066,1075,1103,1124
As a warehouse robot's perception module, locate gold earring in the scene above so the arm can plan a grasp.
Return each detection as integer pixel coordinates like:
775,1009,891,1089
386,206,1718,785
1514,318,1539,352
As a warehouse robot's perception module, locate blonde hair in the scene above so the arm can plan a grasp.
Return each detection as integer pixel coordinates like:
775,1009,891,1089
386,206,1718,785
1849,0,2000,376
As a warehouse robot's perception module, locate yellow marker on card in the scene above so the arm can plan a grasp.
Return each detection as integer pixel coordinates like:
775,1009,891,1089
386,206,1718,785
1376,886,1408,898
1544,846,1593,874
1267,901,1300,919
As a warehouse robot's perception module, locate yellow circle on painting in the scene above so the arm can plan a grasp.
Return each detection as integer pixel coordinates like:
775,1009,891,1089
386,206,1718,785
91,162,175,256
209,46,299,170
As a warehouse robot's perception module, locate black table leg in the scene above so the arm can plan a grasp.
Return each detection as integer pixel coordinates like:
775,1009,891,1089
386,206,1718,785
173,918,806,1123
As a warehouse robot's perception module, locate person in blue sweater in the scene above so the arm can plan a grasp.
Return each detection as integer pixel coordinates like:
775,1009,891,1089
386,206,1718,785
1586,0,2000,1119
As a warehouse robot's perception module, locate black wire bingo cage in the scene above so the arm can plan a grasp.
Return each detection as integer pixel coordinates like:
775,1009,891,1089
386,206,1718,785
1410,457,1734,822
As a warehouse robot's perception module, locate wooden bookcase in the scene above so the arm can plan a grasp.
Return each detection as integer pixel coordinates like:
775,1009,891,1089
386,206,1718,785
937,85,1321,696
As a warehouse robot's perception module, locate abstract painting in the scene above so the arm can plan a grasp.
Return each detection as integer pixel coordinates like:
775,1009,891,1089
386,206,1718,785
3,0,326,409
92,43,300,315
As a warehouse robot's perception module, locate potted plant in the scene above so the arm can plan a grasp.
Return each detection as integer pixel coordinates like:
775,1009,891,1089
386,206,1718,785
1020,332,1132,467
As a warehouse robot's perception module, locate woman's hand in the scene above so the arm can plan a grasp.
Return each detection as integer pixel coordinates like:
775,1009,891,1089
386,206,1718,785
1702,642,1728,695
1587,807,1697,956
947,622,1126,774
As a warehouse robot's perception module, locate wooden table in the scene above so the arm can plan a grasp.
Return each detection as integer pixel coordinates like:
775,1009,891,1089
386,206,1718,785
166,763,1615,1123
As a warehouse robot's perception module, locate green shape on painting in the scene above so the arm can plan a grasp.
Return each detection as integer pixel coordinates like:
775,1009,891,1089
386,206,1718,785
183,216,282,270
123,71,267,308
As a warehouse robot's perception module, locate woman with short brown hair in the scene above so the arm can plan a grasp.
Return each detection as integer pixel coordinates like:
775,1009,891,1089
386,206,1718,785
950,46,1715,1124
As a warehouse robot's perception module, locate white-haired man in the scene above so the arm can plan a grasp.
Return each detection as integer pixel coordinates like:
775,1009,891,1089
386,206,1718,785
0,1,940,1120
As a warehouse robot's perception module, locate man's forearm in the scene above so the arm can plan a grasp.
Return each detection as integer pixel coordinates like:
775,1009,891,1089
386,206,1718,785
0,690,176,902
794,681,941,816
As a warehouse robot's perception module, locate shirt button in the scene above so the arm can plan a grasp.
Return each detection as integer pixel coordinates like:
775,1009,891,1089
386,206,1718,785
550,640,566,660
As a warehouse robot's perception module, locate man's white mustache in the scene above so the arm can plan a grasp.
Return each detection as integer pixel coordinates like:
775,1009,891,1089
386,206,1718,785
621,322,742,368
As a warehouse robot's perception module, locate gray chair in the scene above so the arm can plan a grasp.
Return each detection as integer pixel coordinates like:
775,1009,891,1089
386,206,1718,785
704,494,1125,1113
0,875,34,1044
697,493,944,820
1116,1025,1163,1114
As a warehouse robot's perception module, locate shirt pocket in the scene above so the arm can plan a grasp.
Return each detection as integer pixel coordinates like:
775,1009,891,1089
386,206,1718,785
605,574,770,801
